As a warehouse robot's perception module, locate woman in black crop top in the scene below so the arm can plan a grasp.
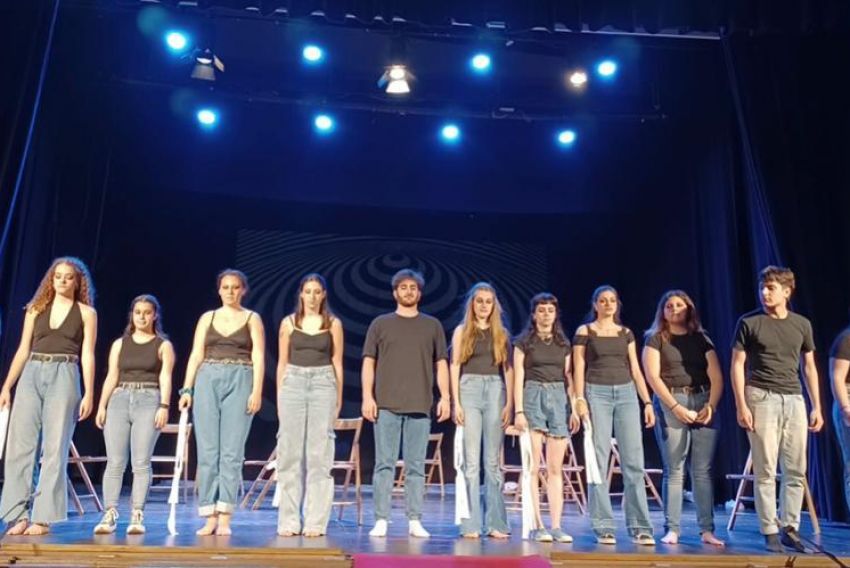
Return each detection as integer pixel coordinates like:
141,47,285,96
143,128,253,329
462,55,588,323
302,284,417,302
0,257,97,536
642,290,724,546
177,269,265,536
93,295,175,535
513,292,582,543
275,274,344,537
450,283,513,539
573,285,655,546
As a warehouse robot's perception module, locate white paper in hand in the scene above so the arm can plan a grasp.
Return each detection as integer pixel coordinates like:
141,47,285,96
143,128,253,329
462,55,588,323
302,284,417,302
519,430,535,539
453,426,470,524
0,407,10,460
582,417,603,485
167,409,190,535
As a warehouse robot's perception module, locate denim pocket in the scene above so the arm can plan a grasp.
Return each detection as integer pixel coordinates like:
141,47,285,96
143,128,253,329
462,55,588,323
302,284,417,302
745,385,769,403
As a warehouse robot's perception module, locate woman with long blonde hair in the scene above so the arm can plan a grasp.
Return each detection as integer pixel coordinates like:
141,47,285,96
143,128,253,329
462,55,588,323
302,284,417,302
451,282,513,539
0,257,98,536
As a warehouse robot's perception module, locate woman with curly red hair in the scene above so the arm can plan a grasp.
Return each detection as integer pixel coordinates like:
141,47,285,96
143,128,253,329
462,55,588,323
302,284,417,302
0,257,98,536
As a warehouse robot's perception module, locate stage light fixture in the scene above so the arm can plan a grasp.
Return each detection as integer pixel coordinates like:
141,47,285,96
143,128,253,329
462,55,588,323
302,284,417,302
196,108,218,128
596,59,618,78
191,48,225,81
440,123,461,143
165,31,189,53
568,70,588,88
378,64,413,95
557,129,577,147
314,114,335,133
470,53,492,73
302,44,324,64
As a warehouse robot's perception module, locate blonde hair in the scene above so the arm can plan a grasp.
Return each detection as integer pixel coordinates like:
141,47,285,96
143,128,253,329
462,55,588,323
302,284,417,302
456,282,510,366
27,257,95,314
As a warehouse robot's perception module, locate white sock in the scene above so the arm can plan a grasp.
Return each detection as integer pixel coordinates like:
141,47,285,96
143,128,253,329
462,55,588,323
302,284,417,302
369,519,388,537
408,520,430,538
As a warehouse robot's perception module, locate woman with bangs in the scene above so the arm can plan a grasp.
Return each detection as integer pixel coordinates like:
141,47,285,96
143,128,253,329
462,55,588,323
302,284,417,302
642,290,724,546
276,274,344,537
513,292,580,543
0,257,98,536
450,282,513,539
93,295,175,535
573,285,655,546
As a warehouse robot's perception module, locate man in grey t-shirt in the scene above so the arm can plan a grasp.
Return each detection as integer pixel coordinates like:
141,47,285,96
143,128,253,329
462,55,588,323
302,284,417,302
362,269,450,538
731,266,823,553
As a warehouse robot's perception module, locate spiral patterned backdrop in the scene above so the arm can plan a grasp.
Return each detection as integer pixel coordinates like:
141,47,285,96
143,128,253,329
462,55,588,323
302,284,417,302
236,229,548,395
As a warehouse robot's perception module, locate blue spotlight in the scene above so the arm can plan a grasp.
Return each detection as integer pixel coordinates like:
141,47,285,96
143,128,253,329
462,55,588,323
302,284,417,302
196,108,218,128
314,114,335,134
441,123,461,143
557,129,577,147
470,53,492,73
596,59,618,78
302,44,324,64
165,31,189,53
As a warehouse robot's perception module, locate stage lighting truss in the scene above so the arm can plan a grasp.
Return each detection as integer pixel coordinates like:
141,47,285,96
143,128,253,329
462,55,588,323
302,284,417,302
190,48,225,81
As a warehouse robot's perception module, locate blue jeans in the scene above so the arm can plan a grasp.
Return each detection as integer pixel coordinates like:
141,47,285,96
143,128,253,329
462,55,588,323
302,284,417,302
277,365,337,534
745,385,807,535
523,380,569,438
833,396,850,516
586,382,653,536
193,362,254,517
0,360,80,524
102,386,161,511
458,374,509,535
372,409,430,521
653,390,718,533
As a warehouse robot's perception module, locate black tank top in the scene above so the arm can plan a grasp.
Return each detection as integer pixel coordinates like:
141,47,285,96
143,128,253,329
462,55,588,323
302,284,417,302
205,311,253,361
31,301,84,355
462,328,500,376
119,334,164,385
573,326,635,386
289,321,333,367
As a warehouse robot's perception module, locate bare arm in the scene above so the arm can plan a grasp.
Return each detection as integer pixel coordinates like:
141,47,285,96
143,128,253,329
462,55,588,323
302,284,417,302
97,339,123,411
627,340,651,403
705,349,724,411
158,340,176,406
0,311,37,402
801,351,823,431
361,356,377,422
642,346,677,408
330,318,345,417
178,312,210,410
449,327,463,414
730,348,748,410
276,317,292,392
78,305,98,420
572,326,587,400
247,313,266,414
831,358,850,411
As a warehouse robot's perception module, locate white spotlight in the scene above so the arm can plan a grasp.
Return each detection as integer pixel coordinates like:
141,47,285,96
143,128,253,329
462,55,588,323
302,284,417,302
568,70,588,88
378,65,413,95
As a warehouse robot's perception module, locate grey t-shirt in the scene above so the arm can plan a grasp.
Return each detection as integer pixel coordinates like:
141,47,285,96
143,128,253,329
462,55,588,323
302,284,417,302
645,331,714,388
519,336,571,384
462,328,502,376
363,312,448,414
732,310,815,395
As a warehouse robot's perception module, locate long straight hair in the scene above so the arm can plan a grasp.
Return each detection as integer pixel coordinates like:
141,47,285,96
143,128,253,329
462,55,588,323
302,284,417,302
644,289,703,343
293,273,333,330
584,284,622,324
456,282,510,366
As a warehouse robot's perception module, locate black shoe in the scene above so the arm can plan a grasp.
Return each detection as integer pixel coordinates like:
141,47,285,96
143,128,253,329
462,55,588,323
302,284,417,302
765,533,783,553
780,526,806,553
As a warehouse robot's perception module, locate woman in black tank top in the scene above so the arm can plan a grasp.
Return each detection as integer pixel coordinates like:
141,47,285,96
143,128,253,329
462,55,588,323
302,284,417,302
93,295,175,535
0,257,97,536
573,285,655,545
177,269,266,536
276,274,344,537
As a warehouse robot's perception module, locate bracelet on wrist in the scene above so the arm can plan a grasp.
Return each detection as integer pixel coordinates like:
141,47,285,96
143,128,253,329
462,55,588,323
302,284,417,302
670,402,681,411
515,410,525,415
158,403,170,409
178,387,194,397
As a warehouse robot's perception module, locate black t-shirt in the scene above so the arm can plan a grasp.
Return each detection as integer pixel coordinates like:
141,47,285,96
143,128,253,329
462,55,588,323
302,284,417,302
645,331,714,389
519,336,570,384
362,312,448,414
573,327,635,386
732,310,815,395
462,328,502,376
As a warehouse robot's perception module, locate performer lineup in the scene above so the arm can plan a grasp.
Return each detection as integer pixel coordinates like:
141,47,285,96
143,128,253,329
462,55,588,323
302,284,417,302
1,258,848,554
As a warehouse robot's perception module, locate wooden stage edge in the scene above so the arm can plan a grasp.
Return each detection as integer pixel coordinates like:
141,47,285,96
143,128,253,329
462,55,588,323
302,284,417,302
0,543,351,567
1,544,849,567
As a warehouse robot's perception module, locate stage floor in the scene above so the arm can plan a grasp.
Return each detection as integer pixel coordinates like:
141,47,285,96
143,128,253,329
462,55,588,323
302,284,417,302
2,485,849,567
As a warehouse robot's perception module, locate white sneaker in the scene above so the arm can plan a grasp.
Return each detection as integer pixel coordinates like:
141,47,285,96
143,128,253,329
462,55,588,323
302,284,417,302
126,509,145,535
369,519,388,537
94,508,118,535
408,520,430,538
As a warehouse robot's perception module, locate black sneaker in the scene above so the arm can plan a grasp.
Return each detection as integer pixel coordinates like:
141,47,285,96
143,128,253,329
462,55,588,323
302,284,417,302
780,526,806,553
764,533,783,553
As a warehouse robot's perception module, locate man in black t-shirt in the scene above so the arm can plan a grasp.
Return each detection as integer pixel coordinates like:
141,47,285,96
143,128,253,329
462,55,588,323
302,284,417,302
731,266,823,552
361,269,450,538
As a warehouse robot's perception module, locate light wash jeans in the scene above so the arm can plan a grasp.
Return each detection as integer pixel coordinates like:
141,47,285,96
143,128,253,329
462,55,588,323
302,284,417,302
586,382,653,536
833,391,850,516
458,374,509,535
0,360,80,524
745,385,808,535
653,390,718,534
101,386,161,511
276,365,337,534
193,362,254,517
372,409,430,521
